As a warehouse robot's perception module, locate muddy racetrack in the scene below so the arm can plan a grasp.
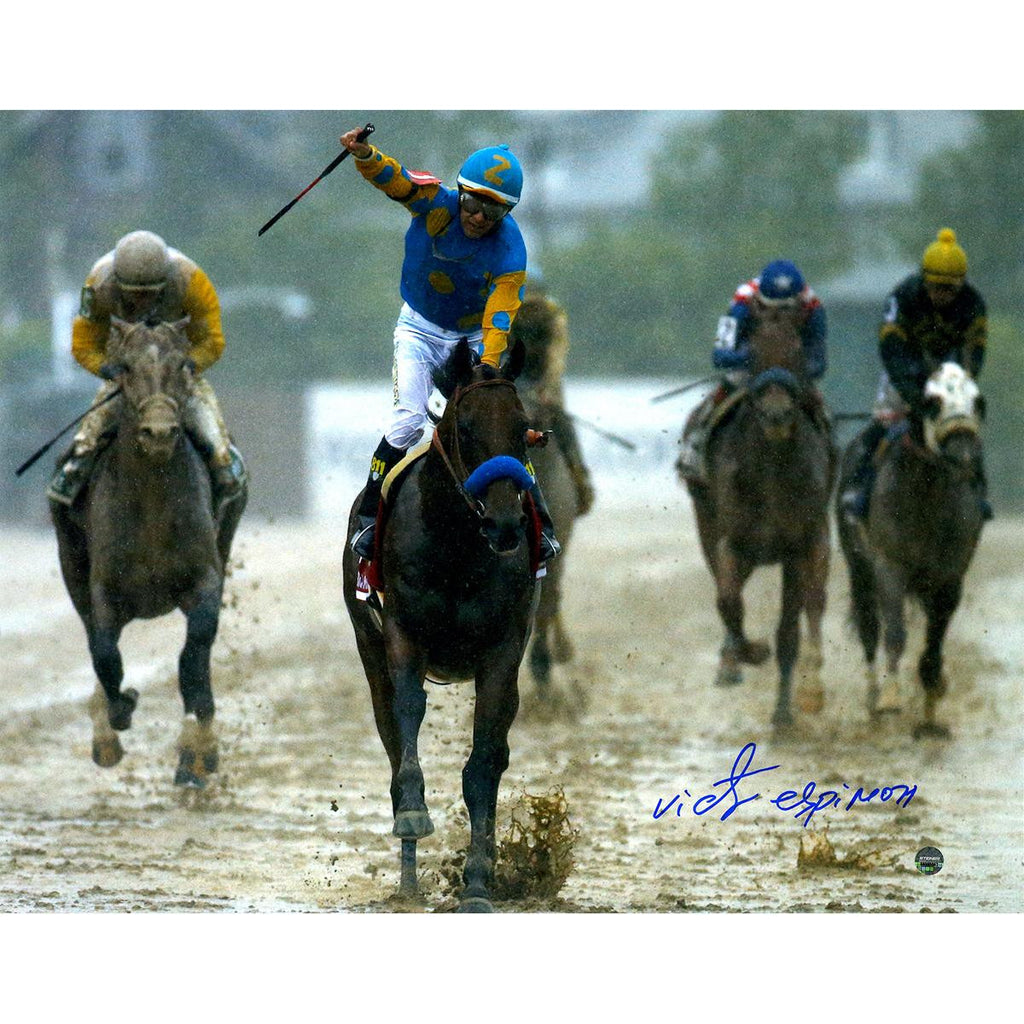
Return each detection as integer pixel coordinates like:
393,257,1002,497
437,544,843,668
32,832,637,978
1,497,1021,913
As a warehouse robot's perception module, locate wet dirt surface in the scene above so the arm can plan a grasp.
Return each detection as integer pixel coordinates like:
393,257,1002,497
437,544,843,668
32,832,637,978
1,499,1021,913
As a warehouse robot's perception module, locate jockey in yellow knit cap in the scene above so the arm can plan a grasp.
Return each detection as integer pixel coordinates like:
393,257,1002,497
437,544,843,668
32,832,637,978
840,227,991,521
47,230,246,513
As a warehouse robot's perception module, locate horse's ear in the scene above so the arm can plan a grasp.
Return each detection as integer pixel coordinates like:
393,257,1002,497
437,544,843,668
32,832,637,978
975,394,986,421
431,338,476,398
502,338,525,382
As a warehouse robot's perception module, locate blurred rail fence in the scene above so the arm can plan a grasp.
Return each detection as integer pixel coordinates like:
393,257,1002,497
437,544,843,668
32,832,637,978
1,376,889,527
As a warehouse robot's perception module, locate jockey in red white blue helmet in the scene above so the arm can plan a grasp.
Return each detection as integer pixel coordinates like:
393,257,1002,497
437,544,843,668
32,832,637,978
714,259,828,380
676,259,829,485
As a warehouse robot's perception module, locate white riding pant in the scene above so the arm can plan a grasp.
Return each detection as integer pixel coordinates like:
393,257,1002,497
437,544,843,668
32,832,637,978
385,303,484,450
872,371,907,420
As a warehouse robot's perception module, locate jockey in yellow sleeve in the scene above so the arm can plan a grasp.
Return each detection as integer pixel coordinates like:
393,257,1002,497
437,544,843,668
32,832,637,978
48,230,246,513
339,126,560,561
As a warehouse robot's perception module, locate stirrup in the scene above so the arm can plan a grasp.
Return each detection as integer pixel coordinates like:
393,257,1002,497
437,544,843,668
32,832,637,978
540,530,561,561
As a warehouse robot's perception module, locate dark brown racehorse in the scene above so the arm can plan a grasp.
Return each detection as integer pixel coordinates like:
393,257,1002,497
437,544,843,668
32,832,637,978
836,362,985,738
50,316,246,786
343,339,540,912
685,310,835,726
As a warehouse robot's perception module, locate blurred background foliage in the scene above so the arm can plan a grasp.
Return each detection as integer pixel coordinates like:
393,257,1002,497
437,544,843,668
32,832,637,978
0,109,1020,505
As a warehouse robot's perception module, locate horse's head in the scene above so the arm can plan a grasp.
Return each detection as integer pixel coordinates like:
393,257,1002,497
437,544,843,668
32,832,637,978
104,315,194,462
921,362,985,476
743,312,811,443
508,292,568,394
748,306,807,381
434,339,533,555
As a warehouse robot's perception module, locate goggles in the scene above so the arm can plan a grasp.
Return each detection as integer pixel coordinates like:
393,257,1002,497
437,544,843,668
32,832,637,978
459,190,510,223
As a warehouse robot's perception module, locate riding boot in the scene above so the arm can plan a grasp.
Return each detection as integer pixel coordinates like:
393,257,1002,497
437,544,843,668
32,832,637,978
47,448,98,506
840,420,887,521
529,480,562,561
210,443,247,518
676,389,720,485
548,407,595,515
352,437,405,559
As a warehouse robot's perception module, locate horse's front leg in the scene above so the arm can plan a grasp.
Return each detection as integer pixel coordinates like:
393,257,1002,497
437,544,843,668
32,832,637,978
795,529,829,715
772,558,802,728
872,559,907,714
461,649,522,913
382,621,431,896
913,580,961,740
174,578,223,788
713,540,768,687
87,598,137,765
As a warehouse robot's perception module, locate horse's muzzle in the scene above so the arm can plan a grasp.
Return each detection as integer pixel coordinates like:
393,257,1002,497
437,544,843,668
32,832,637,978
137,395,181,461
480,512,529,556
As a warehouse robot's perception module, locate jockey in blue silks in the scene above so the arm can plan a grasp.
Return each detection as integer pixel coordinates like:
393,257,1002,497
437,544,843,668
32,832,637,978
677,259,828,483
337,127,560,562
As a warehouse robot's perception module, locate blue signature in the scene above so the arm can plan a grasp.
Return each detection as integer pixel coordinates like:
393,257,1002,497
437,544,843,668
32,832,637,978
652,743,917,828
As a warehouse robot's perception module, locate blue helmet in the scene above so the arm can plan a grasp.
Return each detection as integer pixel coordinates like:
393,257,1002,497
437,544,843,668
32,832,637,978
758,260,805,304
457,145,523,207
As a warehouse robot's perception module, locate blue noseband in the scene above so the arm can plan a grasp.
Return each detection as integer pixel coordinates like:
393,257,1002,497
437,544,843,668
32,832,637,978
463,455,535,497
751,366,802,396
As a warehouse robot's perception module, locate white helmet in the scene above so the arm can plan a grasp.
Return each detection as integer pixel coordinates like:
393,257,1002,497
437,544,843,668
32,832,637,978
113,230,170,290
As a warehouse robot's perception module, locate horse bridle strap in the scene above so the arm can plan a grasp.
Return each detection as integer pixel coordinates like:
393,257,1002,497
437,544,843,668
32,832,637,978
431,428,485,519
431,377,523,519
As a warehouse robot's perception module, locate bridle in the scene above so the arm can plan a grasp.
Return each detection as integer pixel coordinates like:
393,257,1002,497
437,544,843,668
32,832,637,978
111,320,191,425
431,377,526,521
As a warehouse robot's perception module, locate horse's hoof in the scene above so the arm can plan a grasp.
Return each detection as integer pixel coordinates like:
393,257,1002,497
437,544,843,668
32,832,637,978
796,686,824,715
174,767,207,788
174,749,211,788
92,738,124,768
874,681,902,713
771,708,795,729
913,722,952,741
393,810,434,839
739,641,771,665
108,688,139,731
551,636,574,664
458,897,494,914
714,664,743,687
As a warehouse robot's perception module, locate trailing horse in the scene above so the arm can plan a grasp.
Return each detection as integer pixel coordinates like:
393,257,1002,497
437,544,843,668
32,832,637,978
343,339,541,912
684,311,835,726
49,316,246,786
516,392,581,694
836,362,985,738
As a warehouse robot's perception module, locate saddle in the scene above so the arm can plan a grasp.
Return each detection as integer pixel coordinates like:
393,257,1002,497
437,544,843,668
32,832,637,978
356,439,543,601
